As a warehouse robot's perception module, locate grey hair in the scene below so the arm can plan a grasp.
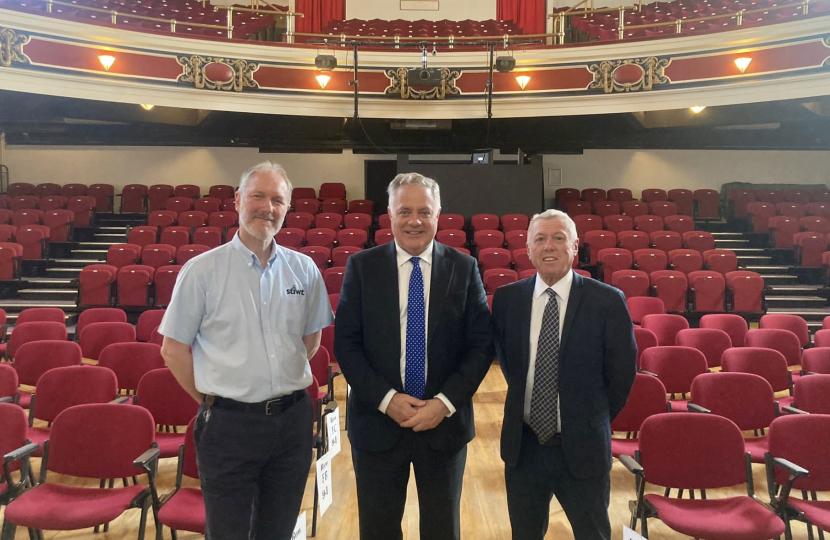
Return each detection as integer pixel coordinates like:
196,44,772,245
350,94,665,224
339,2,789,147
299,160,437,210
387,172,441,209
238,161,293,198
528,209,578,242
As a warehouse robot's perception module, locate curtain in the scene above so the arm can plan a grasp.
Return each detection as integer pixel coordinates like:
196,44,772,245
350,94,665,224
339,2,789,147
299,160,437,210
295,0,345,34
497,0,546,34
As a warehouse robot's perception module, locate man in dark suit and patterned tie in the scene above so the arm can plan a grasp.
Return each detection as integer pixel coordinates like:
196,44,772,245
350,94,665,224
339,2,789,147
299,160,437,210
491,209,637,540
334,172,494,540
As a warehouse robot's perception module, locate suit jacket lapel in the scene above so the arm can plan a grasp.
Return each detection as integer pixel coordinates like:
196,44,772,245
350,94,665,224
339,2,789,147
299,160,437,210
378,241,402,359
428,242,453,346
560,271,584,362
518,276,535,379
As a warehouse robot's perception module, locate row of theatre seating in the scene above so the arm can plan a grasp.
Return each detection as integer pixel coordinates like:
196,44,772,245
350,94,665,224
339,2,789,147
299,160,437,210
566,0,827,41
555,187,721,219
320,18,520,40
5,0,277,39
730,188,830,218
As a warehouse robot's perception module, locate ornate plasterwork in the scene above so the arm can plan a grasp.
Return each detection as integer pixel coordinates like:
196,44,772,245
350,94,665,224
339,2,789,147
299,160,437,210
0,27,31,68
384,67,462,99
587,57,671,93
176,56,259,91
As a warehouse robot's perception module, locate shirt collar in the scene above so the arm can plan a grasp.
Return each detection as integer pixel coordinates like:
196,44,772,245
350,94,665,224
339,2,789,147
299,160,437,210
533,269,573,300
395,240,434,268
231,231,279,268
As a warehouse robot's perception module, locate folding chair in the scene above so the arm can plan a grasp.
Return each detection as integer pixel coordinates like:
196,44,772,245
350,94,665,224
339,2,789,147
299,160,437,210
620,413,785,539
1,403,160,540
649,270,688,313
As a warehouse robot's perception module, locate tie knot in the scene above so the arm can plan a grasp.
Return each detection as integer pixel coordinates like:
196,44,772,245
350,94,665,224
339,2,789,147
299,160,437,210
545,288,555,299
410,256,421,267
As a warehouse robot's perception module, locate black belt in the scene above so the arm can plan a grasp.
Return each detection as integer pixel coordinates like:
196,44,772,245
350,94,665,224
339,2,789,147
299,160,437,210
206,390,306,416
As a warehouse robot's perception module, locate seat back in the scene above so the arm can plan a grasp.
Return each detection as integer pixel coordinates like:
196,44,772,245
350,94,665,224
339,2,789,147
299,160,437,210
641,314,689,346
611,270,649,299
792,374,830,414
632,249,667,274
648,270,688,313
47,403,156,479
137,310,166,342
801,347,830,374
76,308,127,340
721,347,790,393
626,296,665,325
17,307,65,325
639,346,707,394
107,243,141,269
141,244,177,269
611,373,667,432
33,365,118,423
675,327,731,369
688,270,725,312
154,265,182,307
0,402,27,472
8,322,68,360
634,215,664,235
80,321,137,360
768,414,830,492
664,215,695,234
208,185,235,200
99,342,166,393
621,201,649,218
691,372,776,431
759,314,809,347
13,340,83,386
745,328,802,367
322,199,347,216
617,230,649,252
639,413,748,489
79,264,118,306
127,226,158,248
117,265,155,306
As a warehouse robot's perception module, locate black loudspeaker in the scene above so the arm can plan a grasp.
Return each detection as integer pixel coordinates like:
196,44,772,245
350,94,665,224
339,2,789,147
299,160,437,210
495,56,516,73
406,67,444,88
315,54,337,71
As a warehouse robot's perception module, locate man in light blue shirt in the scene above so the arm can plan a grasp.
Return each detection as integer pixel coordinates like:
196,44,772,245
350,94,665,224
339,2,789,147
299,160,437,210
159,161,334,540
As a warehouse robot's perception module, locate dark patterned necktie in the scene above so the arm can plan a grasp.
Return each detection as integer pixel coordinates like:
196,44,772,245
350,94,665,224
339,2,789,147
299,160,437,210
529,288,560,444
405,257,426,399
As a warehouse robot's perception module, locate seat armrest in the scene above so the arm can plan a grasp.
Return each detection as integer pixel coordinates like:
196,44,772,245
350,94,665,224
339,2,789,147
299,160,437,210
782,405,809,415
773,457,809,479
4,442,39,465
619,454,643,476
687,402,711,414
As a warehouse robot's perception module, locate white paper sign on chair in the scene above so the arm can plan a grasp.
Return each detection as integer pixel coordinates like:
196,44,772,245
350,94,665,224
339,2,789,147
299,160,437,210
291,512,306,539
624,526,646,540
326,406,341,457
316,453,334,516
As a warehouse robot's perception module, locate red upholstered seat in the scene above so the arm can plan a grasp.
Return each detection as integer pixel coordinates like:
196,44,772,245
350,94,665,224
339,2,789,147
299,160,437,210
79,264,118,306
154,265,182,307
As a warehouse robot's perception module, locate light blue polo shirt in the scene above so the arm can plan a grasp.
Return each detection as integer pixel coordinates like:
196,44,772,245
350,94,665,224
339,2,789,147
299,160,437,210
158,233,334,403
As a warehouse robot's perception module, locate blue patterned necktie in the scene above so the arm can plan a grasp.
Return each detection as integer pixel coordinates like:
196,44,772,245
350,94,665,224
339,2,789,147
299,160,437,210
529,288,561,444
405,256,426,399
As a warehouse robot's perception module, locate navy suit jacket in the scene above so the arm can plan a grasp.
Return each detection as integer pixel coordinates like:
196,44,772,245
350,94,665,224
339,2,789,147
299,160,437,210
334,241,494,453
492,272,636,479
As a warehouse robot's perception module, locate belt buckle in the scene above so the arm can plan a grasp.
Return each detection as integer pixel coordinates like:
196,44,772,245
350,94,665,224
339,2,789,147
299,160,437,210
265,398,281,416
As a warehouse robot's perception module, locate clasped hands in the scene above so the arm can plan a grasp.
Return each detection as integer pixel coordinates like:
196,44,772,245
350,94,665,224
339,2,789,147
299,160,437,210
386,393,448,432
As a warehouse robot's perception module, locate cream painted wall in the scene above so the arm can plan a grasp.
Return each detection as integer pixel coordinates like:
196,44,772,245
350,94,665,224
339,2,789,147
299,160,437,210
4,146,829,203
346,0,497,21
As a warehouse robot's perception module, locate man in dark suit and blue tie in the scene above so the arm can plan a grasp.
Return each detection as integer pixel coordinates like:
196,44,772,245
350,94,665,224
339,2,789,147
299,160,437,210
491,209,637,540
334,172,494,540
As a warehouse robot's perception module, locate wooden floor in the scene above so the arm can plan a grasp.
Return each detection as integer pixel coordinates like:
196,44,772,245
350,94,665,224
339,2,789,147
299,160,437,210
2,364,815,540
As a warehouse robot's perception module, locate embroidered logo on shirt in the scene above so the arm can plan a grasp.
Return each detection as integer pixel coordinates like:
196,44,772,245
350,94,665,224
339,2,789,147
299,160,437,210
286,286,305,295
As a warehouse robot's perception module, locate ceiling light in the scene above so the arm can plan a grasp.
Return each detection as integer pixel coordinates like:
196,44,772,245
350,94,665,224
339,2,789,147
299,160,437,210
98,55,115,71
690,106,706,113
140,104,154,111
515,75,531,90
495,56,516,73
314,54,337,71
734,57,752,73
315,74,331,90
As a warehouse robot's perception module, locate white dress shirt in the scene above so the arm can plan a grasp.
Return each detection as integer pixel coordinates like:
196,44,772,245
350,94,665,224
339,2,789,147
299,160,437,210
378,241,455,416
523,269,573,431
